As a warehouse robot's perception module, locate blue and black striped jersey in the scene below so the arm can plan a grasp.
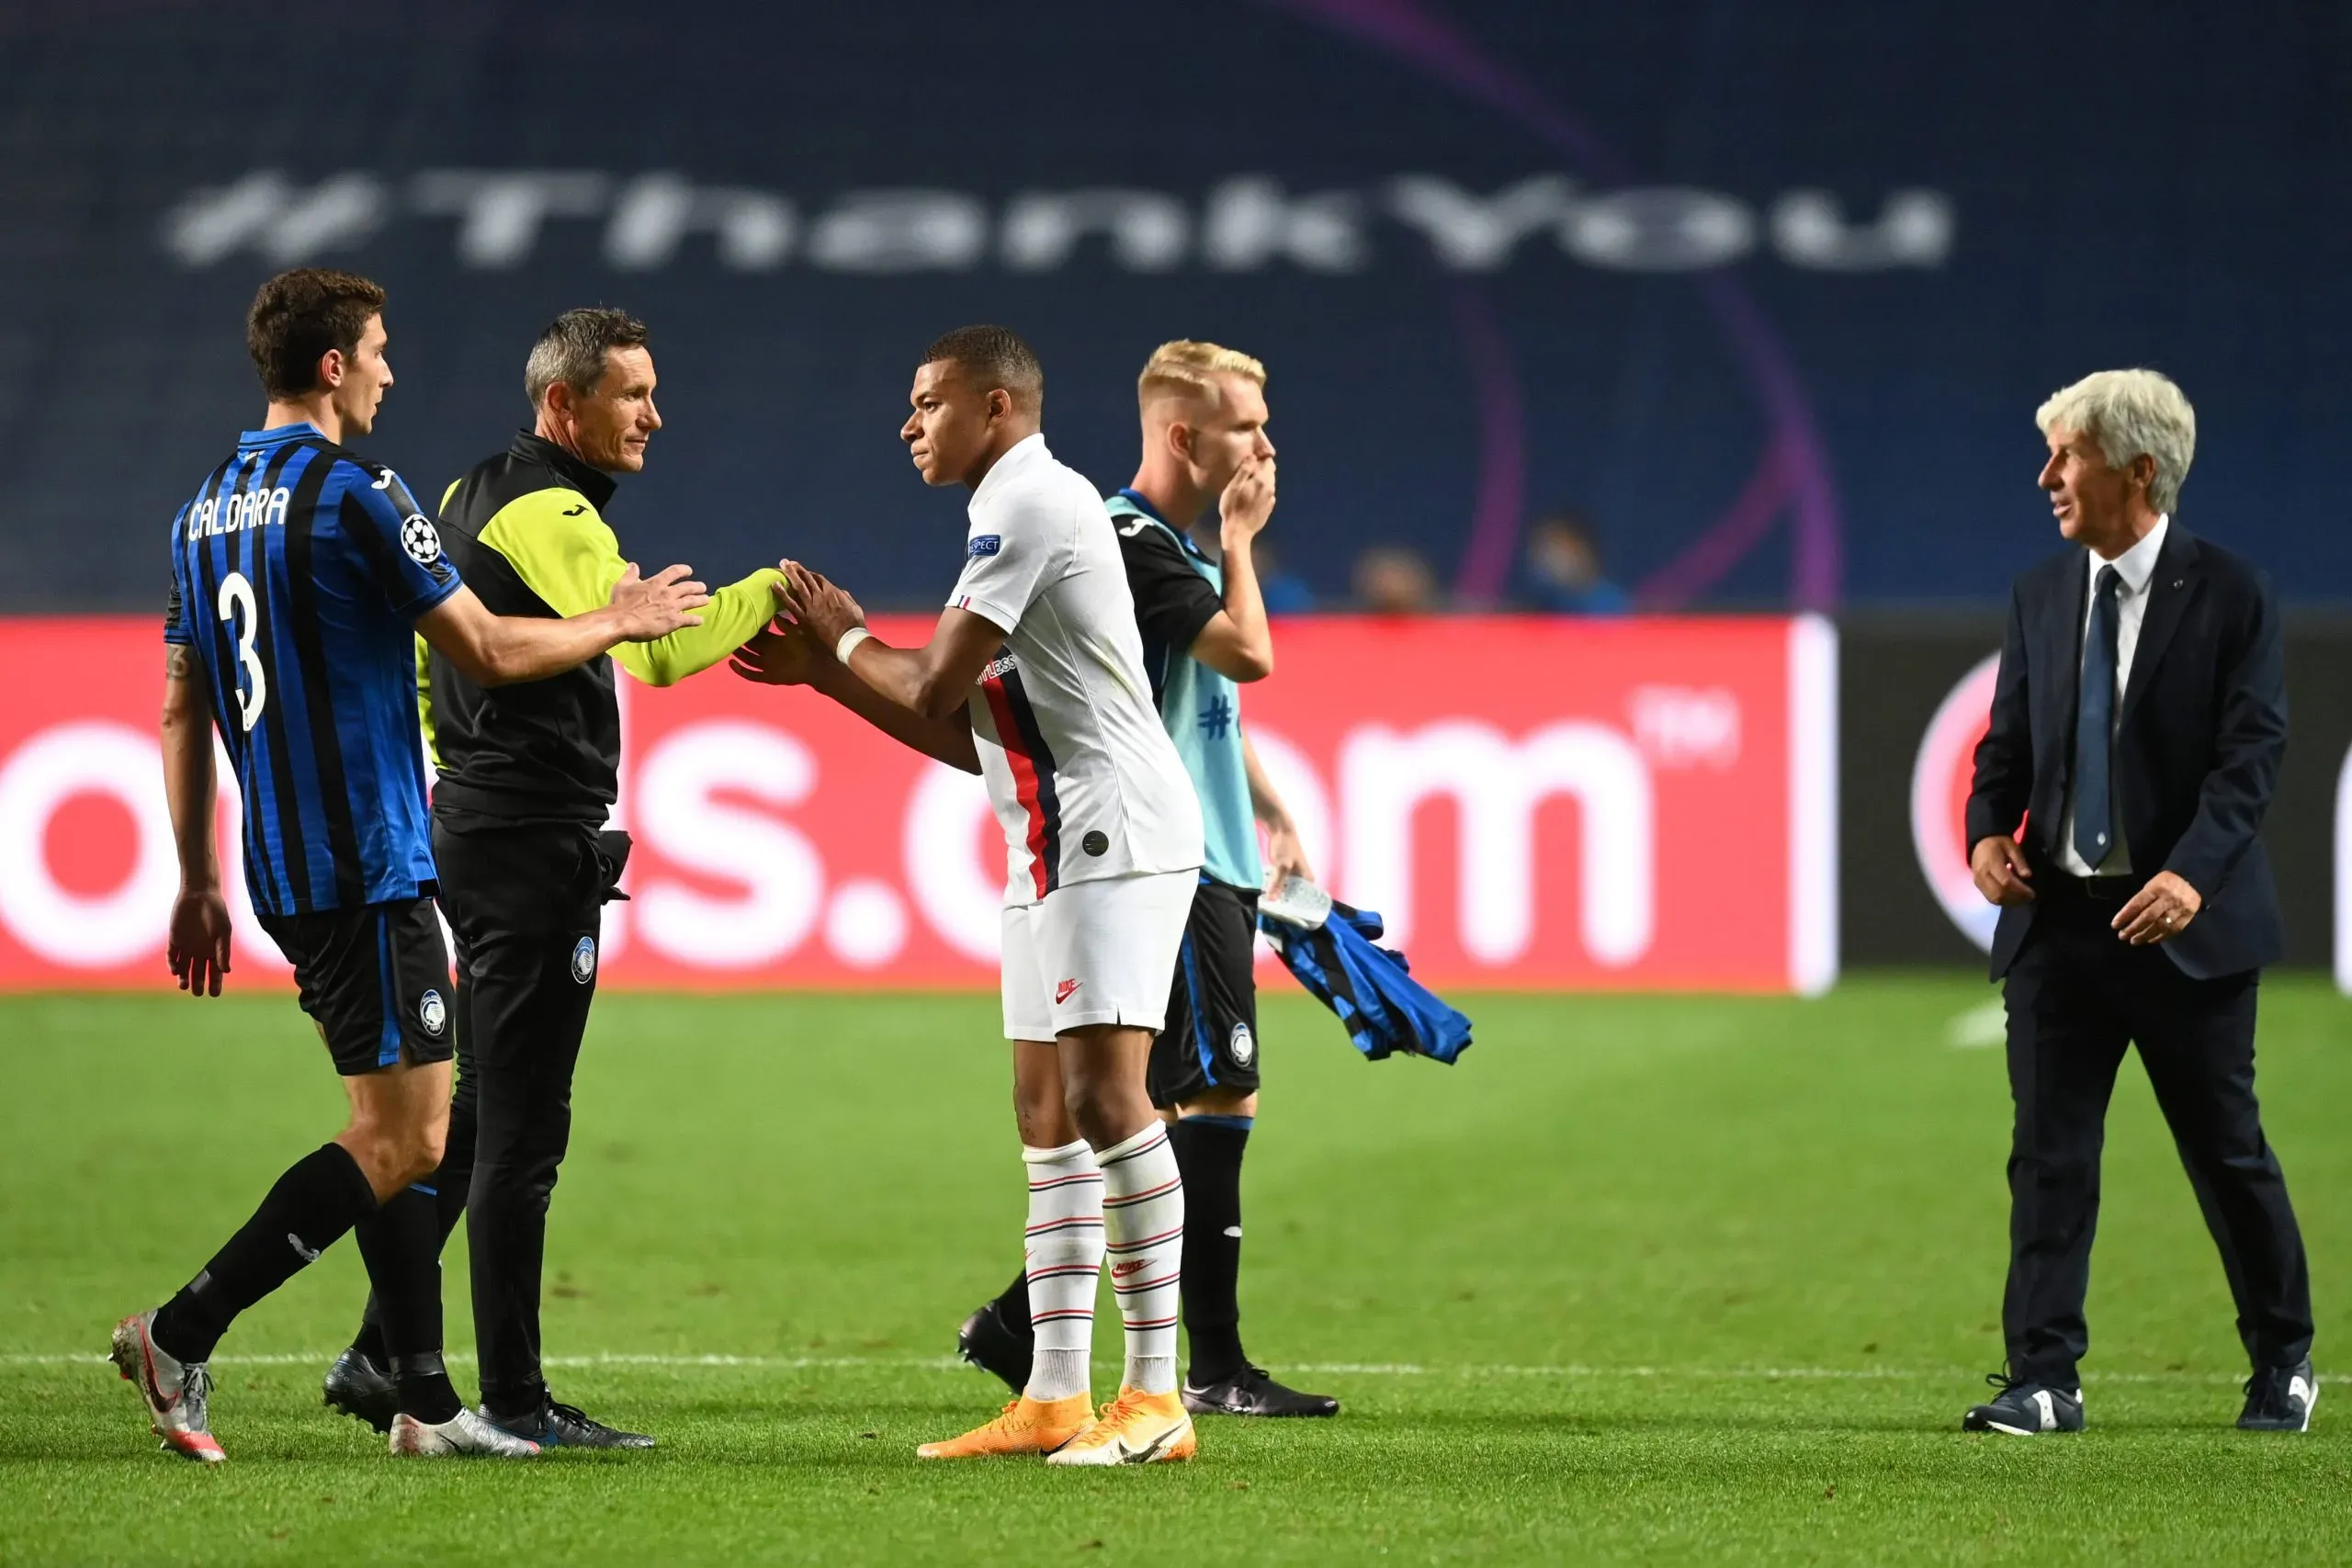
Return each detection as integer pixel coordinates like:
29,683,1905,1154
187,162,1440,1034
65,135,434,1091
164,422,463,916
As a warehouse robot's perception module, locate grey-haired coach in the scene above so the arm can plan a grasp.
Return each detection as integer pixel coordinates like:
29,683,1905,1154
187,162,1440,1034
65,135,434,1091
1960,369,2313,1436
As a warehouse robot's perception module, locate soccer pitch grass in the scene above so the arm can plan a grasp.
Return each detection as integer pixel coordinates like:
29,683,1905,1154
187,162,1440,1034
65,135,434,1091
6,978,2352,1564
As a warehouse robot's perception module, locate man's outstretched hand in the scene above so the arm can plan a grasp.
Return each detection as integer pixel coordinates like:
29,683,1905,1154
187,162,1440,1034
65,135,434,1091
780,560,865,649
729,621,824,687
167,888,232,998
608,562,711,641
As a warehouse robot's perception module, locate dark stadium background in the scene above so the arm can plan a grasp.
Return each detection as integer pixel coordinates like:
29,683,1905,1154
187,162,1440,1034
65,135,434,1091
2,0,2346,966
6,0,2346,613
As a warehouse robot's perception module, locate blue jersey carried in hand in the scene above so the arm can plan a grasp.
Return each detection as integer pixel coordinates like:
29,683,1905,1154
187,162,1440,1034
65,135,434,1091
164,423,463,916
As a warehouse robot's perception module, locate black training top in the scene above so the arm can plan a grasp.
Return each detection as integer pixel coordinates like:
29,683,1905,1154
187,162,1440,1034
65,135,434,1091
425,433,624,824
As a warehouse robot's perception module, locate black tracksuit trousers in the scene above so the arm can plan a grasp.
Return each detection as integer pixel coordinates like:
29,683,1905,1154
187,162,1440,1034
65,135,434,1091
393,809,624,1415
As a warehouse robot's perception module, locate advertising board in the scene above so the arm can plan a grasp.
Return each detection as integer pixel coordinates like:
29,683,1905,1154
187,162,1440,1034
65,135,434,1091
1838,614,2352,981
0,615,1836,994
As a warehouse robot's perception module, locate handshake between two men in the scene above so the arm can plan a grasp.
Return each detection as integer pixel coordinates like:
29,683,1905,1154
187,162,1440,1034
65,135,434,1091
727,561,988,778
728,562,850,693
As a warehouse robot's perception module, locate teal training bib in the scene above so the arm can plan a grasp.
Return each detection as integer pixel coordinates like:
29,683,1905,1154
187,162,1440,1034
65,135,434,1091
1103,493,1262,893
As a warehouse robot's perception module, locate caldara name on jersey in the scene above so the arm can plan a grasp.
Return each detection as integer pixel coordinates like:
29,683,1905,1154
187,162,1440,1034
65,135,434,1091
187,486,291,538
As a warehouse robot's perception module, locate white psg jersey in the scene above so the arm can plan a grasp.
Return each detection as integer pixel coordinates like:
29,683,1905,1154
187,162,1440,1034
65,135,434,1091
946,434,1204,906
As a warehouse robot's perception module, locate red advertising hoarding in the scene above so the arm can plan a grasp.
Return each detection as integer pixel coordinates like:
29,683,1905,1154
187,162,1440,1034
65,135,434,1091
0,615,1837,993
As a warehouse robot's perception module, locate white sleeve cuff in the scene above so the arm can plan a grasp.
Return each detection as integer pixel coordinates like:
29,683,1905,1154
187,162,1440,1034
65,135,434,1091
945,593,1020,635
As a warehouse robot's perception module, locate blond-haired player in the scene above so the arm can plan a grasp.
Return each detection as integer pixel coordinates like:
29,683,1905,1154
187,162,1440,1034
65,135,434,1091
951,341,1339,1418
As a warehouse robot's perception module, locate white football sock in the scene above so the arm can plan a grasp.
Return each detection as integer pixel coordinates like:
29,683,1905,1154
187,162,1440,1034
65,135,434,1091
1020,1140,1102,1403
1098,1122,1184,1396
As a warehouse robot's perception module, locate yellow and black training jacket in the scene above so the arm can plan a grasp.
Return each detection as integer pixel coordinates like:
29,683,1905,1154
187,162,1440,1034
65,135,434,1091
420,431,782,823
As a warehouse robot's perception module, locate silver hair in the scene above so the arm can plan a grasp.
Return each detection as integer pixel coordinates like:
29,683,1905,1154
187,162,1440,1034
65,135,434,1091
2035,368,2197,513
524,307,649,410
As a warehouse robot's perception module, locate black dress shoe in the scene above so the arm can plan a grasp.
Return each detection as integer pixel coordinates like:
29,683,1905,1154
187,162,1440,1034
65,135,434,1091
2239,1359,2317,1431
1962,1374,2083,1435
1182,1365,1340,1418
956,1298,1034,1394
322,1348,398,1434
483,1395,655,1450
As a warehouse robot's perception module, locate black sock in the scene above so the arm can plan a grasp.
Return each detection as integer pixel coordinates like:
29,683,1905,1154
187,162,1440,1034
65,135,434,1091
152,1143,378,1366
1170,1116,1250,1383
390,1352,463,1425
355,1184,459,1419
993,1266,1032,1336
348,1318,390,1366
485,1381,549,1425
353,1087,474,1364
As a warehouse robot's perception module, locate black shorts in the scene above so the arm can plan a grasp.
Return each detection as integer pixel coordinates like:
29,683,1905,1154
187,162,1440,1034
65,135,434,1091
257,896,457,1077
1148,878,1261,1108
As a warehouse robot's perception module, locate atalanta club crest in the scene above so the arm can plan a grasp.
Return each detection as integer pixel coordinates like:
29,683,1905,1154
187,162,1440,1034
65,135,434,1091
419,989,447,1038
1229,1021,1255,1066
571,935,597,984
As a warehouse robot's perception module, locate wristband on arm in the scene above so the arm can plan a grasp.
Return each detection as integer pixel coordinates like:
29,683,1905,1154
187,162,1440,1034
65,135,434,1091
835,626,874,664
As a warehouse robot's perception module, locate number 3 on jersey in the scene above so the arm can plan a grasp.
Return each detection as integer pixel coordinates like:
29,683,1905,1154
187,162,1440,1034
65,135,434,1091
217,570,268,730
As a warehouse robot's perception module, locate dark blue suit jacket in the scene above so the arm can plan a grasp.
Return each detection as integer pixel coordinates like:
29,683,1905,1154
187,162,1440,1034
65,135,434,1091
1964,524,2286,980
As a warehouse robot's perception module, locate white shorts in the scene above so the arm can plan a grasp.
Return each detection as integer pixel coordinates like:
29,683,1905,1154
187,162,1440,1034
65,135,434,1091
1001,869,1197,1042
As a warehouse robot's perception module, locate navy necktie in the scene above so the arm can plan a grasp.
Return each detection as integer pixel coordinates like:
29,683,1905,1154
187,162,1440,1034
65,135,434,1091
2073,564,2121,869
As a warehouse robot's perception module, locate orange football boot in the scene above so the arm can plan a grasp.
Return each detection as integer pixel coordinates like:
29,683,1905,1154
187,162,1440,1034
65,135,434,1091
1046,1386,1197,1466
916,1393,1093,1460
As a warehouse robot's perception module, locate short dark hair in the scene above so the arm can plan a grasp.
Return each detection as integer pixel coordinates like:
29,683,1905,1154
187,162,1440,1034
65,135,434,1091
922,324,1044,409
246,268,387,400
526,307,650,409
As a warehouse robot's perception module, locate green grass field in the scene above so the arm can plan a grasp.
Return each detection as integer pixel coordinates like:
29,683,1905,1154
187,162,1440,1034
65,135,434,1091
6,976,2352,1564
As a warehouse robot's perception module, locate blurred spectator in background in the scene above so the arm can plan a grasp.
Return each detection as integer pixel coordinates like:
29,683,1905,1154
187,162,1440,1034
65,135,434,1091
1522,509,1630,615
1251,537,1317,615
1353,546,1439,614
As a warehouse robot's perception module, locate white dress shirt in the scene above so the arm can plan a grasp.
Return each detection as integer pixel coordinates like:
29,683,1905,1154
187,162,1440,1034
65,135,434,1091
2057,513,2169,875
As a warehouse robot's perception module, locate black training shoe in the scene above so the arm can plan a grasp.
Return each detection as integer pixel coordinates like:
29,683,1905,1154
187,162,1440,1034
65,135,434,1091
482,1395,655,1450
1182,1365,1340,1418
2238,1359,2318,1432
322,1348,399,1434
956,1298,1034,1394
1962,1373,2084,1435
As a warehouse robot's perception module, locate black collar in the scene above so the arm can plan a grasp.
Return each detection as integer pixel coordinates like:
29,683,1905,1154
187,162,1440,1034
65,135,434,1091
509,430,617,511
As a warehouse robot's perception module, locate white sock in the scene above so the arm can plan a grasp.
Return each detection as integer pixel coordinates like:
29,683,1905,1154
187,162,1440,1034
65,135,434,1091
1020,1140,1102,1403
1098,1122,1184,1396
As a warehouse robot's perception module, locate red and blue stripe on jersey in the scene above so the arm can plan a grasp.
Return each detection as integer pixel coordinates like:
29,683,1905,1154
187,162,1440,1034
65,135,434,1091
978,651,1064,899
165,423,461,917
